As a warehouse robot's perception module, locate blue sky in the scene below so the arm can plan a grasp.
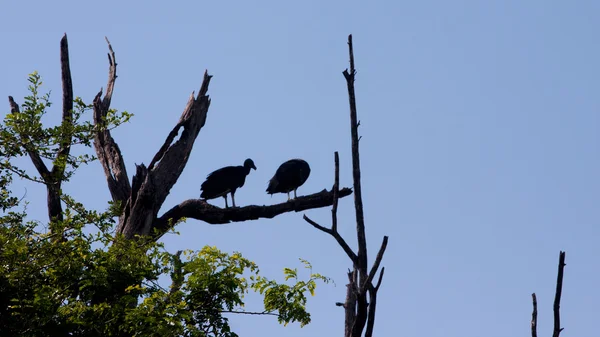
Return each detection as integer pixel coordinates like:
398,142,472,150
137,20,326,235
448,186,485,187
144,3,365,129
2,1,599,336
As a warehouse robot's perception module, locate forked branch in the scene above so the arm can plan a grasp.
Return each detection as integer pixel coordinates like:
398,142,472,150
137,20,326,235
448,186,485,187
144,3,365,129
117,71,213,239
303,152,357,264
302,35,389,337
93,37,131,205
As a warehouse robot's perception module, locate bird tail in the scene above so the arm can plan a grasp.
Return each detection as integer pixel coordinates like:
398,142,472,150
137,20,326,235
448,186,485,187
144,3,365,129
266,178,278,194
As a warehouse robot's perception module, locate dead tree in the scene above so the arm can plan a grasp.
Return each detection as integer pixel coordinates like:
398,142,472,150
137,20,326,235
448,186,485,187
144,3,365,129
303,35,389,337
8,33,352,240
531,251,566,337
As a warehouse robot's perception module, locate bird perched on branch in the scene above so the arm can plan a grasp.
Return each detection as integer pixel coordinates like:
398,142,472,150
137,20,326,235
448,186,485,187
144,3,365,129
200,158,257,208
266,159,311,201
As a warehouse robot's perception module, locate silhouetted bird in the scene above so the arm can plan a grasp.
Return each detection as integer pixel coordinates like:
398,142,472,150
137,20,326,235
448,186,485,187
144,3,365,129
200,158,257,208
266,159,311,201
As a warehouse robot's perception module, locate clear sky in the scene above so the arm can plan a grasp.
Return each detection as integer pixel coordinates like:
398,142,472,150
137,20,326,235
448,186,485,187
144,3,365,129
2,1,599,336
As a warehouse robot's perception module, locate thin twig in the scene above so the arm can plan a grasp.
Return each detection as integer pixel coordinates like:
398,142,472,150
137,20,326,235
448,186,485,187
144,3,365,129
364,236,388,289
303,214,358,263
531,293,537,337
375,267,385,291
553,251,566,337
221,310,279,317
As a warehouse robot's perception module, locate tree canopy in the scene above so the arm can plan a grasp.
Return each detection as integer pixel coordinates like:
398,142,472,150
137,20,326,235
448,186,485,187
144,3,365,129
0,68,330,337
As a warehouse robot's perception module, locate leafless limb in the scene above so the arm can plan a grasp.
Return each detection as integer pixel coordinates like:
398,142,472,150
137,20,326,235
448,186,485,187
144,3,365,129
343,34,368,283
115,70,213,239
364,236,388,288
302,152,357,263
221,310,279,317
156,187,351,239
531,293,537,337
93,37,131,205
374,267,385,291
530,251,566,337
303,214,358,264
51,33,74,180
553,251,566,337
303,34,389,337
332,151,340,232
365,280,380,337
344,270,358,337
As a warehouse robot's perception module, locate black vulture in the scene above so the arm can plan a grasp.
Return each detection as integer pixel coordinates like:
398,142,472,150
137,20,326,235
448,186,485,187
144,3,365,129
266,159,311,201
200,158,257,208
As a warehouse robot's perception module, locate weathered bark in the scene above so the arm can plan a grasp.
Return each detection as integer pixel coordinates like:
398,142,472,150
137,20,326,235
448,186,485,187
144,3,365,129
93,37,131,207
344,270,358,337
303,35,389,337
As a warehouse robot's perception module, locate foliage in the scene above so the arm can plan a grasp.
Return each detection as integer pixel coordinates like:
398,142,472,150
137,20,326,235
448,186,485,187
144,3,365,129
0,72,132,184
0,73,330,336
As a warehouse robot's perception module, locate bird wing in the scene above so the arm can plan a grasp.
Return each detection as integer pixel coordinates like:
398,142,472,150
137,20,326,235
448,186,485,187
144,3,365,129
201,166,234,189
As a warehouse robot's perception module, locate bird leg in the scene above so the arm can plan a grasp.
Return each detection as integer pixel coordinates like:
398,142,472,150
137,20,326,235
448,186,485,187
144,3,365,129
294,189,297,199
287,192,291,201
223,195,229,208
231,192,237,208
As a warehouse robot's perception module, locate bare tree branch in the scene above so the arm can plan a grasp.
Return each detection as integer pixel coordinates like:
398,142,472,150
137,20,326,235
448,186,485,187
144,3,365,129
332,151,340,232
553,251,566,337
365,282,380,337
531,293,537,337
93,37,131,205
147,70,212,197
374,267,385,291
364,236,388,289
155,187,351,239
51,33,74,181
341,34,373,337
221,310,279,317
301,152,358,263
116,71,214,239
343,34,368,282
303,35,388,337
303,213,358,264
345,270,358,337
102,36,118,109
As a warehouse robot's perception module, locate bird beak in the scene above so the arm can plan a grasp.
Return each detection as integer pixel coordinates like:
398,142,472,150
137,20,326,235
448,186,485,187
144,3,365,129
253,165,257,170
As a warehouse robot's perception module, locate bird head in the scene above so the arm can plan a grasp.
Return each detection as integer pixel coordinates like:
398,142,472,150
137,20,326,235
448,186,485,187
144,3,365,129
244,158,257,171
